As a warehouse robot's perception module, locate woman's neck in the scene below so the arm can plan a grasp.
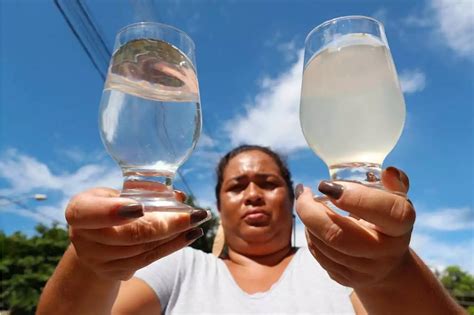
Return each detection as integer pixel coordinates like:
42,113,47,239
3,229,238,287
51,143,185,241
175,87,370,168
225,244,295,267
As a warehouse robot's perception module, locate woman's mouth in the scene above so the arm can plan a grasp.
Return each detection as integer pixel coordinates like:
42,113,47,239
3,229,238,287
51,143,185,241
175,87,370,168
243,209,271,226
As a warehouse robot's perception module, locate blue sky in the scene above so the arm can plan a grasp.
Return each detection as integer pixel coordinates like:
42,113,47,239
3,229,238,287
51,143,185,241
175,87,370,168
1,0,473,273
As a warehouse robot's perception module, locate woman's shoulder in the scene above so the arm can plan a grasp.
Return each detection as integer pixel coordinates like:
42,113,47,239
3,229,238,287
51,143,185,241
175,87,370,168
180,247,219,266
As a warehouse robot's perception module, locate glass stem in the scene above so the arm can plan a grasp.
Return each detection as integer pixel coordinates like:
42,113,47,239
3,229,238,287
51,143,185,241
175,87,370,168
329,162,382,187
121,170,175,200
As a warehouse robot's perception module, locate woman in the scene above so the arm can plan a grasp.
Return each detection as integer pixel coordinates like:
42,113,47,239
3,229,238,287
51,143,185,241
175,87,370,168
38,145,463,314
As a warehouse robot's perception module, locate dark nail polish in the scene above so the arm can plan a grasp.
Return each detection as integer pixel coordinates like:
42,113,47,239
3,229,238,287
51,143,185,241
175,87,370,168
318,181,344,200
386,166,401,180
407,199,414,207
117,204,143,218
186,228,203,241
295,184,304,200
190,210,209,225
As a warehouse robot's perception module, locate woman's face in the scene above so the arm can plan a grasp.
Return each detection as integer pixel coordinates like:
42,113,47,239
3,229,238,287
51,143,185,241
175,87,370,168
219,150,293,255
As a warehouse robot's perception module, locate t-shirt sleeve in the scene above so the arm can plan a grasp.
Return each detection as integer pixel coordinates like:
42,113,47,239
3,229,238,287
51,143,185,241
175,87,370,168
133,249,185,311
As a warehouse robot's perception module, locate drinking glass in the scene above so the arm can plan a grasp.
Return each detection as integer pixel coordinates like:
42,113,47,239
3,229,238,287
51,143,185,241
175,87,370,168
99,22,201,211
300,16,406,201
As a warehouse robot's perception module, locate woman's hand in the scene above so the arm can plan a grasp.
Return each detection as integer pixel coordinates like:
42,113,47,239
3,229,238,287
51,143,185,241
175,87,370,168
65,188,210,281
295,167,415,289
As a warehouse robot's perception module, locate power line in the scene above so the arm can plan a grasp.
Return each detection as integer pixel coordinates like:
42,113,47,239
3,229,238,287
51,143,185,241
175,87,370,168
0,195,66,228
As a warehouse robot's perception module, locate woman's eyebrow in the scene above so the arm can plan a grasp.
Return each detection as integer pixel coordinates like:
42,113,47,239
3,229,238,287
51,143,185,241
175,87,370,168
224,172,282,184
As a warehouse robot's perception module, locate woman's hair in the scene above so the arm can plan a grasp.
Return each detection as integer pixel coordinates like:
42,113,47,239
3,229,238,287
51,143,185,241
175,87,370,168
215,145,295,209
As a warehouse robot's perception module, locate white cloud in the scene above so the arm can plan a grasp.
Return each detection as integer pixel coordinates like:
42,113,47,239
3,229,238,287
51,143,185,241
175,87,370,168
225,50,307,154
399,69,426,94
431,0,474,59
277,40,299,62
416,206,474,231
186,133,225,177
57,147,107,164
196,132,216,149
404,0,474,59
0,149,122,225
411,231,474,274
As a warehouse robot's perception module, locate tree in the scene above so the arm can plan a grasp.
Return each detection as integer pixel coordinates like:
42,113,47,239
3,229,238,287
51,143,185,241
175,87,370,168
185,195,219,253
439,265,474,314
0,224,69,315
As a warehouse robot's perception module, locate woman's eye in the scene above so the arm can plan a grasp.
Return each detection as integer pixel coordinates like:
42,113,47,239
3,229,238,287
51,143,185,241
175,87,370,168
262,182,278,189
229,184,245,192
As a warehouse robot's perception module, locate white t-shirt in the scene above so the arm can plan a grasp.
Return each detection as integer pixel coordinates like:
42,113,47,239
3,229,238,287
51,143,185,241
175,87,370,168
134,247,355,314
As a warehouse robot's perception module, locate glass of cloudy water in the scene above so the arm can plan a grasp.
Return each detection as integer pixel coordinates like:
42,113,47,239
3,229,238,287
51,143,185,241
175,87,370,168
99,22,201,211
300,16,406,196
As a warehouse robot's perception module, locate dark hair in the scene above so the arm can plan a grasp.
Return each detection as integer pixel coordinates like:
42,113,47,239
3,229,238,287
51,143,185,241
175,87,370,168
215,145,295,209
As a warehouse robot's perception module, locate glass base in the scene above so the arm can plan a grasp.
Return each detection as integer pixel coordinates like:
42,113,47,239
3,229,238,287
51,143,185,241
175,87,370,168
318,162,406,213
120,169,193,212
329,162,382,186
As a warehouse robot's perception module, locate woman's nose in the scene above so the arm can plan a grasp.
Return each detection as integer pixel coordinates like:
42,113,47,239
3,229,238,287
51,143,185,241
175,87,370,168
244,182,264,205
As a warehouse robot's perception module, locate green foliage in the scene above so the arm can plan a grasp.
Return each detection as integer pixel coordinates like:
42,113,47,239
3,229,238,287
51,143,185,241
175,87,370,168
439,265,474,310
185,195,219,253
0,224,69,314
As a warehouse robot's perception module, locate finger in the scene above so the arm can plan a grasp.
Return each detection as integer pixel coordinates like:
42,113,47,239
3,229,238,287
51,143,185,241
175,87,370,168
103,228,203,271
71,232,180,262
84,187,121,198
319,181,416,237
81,209,211,246
305,230,365,285
306,231,375,273
66,192,143,229
381,167,409,194
296,186,402,258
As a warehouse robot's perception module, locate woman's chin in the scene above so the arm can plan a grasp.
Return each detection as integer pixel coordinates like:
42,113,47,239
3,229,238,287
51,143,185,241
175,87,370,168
240,226,276,243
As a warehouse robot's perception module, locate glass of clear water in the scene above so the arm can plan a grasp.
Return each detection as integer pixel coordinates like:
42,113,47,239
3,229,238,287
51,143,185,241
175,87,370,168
300,16,406,195
99,22,201,212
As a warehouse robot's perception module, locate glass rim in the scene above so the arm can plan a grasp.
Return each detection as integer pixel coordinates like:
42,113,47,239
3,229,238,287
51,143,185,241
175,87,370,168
305,15,384,46
116,21,195,49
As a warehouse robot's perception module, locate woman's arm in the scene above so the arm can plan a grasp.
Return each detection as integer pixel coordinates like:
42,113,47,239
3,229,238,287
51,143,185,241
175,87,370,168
37,188,208,315
296,167,465,314
112,278,162,315
354,249,465,315
37,245,121,315
38,246,164,315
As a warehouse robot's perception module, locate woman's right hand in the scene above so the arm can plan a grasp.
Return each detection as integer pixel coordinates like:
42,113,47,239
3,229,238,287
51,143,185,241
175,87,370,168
65,187,210,281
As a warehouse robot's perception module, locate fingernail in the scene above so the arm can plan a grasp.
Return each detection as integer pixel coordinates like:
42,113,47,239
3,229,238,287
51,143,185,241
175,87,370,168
407,198,414,207
117,204,143,218
190,209,210,225
386,166,401,181
295,184,304,200
318,181,344,200
186,228,204,241
174,190,186,202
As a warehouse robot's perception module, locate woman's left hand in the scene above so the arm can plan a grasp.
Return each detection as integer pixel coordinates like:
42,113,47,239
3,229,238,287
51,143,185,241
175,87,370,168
295,167,415,289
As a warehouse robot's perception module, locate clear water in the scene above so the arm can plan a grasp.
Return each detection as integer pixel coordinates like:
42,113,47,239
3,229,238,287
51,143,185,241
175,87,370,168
99,38,201,176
